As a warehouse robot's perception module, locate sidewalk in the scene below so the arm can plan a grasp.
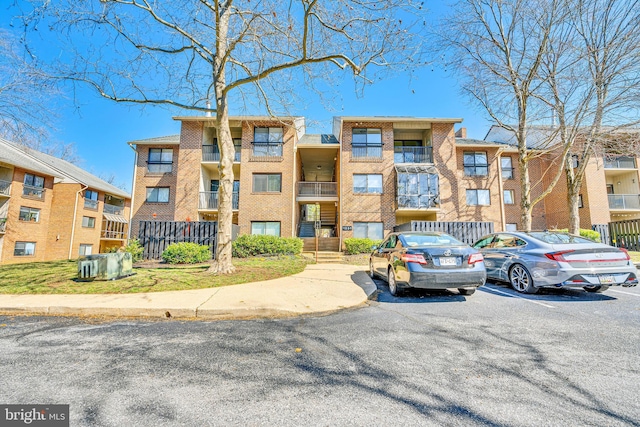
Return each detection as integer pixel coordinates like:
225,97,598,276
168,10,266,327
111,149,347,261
0,264,378,320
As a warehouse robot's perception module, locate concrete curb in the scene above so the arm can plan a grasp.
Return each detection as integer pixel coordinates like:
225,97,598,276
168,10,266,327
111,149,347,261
0,264,372,321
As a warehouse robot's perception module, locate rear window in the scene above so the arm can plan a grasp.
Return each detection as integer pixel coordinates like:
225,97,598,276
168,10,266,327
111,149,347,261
403,234,465,247
527,232,593,244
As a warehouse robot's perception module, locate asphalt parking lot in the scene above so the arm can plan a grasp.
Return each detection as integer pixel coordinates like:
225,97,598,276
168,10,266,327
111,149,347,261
0,276,638,426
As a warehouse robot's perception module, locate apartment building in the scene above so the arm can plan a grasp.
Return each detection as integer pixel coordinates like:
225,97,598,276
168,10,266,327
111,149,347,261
0,138,131,264
130,115,523,251
485,126,640,230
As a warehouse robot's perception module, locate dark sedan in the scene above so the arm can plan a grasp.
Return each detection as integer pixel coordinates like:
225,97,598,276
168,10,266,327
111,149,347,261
473,231,639,293
369,232,486,296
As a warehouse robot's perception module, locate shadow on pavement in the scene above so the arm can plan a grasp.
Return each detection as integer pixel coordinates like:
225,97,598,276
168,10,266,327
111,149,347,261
480,281,617,302
372,278,470,303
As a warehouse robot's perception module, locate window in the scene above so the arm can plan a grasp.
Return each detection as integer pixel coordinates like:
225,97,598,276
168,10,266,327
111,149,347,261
466,189,490,206
18,207,40,222
84,190,99,209
253,128,283,157
473,236,495,249
79,244,93,256
353,222,384,240
148,148,173,173
352,128,382,158
578,194,583,208
571,155,579,168
146,187,170,203
353,174,383,194
23,173,45,198
501,157,513,179
14,242,35,256
606,184,614,194
397,172,439,209
253,174,281,193
82,216,96,228
503,190,515,205
251,221,281,236
505,223,518,232
463,152,488,176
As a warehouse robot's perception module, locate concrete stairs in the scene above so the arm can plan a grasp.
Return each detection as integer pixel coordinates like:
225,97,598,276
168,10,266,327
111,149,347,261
302,251,344,263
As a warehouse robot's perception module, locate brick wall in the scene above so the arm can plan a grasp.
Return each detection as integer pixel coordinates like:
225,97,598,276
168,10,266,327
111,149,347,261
174,122,203,221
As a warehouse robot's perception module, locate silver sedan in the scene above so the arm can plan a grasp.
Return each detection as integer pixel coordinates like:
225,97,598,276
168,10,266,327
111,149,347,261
473,231,638,294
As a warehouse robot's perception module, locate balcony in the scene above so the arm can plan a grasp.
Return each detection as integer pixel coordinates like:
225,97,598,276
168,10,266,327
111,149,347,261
146,162,173,174
103,204,124,216
22,185,45,200
351,146,383,161
84,199,99,210
604,157,637,169
608,194,640,210
296,182,338,202
0,180,11,197
251,142,283,161
0,218,6,234
394,147,433,164
397,195,439,210
101,230,127,240
202,145,241,162
199,191,239,210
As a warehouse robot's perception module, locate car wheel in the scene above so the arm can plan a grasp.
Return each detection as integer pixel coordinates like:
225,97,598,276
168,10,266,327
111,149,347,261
388,267,401,297
458,288,476,296
369,260,375,279
509,264,538,294
583,285,610,293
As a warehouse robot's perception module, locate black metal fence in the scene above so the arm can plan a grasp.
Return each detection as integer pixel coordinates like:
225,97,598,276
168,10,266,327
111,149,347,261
394,221,494,246
607,219,640,251
138,221,217,260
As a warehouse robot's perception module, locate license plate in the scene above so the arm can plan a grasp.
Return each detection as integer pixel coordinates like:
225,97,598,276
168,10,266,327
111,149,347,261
439,257,457,266
599,275,615,284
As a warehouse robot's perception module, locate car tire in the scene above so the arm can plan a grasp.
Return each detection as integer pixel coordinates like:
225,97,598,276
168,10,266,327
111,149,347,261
369,260,376,279
583,285,610,293
509,264,538,294
458,288,476,296
388,267,401,297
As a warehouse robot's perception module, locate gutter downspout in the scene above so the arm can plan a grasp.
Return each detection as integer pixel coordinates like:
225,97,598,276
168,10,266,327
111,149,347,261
338,118,344,252
127,142,138,241
292,141,297,238
496,147,507,232
68,183,89,260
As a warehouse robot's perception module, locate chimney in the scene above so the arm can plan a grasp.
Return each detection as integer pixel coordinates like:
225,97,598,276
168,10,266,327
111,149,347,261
455,127,467,138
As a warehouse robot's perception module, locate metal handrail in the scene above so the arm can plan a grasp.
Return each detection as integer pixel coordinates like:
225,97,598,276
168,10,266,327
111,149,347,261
393,146,433,163
0,179,11,196
146,162,173,173
22,185,45,199
251,142,283,157
297,182,338,197
202,145,241,162
199,191,239,209
351,146,382,158
101,230,127,239
608,194,640,210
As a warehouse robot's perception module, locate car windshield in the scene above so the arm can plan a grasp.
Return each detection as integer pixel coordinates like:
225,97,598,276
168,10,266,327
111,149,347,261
527,232,593,244
403,234,464,247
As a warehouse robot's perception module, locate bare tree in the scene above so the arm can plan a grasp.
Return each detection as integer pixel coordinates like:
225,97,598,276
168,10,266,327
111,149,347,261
0,28,59,149
21,0,423,273
435,0,569,231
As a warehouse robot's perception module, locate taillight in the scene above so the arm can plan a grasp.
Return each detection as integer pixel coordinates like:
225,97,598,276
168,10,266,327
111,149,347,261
544,250,575,262
468,253,484,265
401,254,427,265
620,248,631,261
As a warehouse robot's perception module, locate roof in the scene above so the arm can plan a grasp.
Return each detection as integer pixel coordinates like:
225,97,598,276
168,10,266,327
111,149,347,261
484,125,562,149
0,138,130,199
336,116,463,124
456,138,507,147
0,138,64,178
173,115,304,122
297,134,339,145
128,135,180,145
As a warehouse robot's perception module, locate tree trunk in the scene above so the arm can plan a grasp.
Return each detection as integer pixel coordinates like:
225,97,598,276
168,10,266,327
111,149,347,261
519,153,532,231
209,4,235,274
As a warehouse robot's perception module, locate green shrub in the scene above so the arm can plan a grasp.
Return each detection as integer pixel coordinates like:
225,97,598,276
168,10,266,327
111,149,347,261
232,235,303,258
161,242,211,264
555,228,601,242
343,238,383,255
123,239,144,262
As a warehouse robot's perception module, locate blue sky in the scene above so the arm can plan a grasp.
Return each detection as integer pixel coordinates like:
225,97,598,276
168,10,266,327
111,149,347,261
1,2,492,193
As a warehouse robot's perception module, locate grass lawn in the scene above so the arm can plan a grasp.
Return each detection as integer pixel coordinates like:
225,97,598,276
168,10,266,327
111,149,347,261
0,256,310,295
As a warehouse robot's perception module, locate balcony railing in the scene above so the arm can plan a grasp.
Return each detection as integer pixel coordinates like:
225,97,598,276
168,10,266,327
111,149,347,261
199,191,239,210
351,146,383,159
604,157,637,169
0,219,6,233
297,182,338,197
397,195,439,209
0,180,11,197
84,199,99,210
608,194,640,210
22,185,45,199
103,204,124,216
147,162,173,173
394,147,433,164
251,142,283,158
101,230,127,240
202,145,241,162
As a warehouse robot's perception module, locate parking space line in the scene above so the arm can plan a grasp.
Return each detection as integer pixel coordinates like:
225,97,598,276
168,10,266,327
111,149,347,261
482,286,556,308
608,289,640,297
